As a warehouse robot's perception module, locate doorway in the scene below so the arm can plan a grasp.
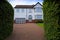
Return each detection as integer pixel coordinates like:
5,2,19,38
28,15,32,22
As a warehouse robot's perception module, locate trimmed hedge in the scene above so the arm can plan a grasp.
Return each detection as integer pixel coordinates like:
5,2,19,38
43,0,60,40
35,19,43,23
0,0,14,40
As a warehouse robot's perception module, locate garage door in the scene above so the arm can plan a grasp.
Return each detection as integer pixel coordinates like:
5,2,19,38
15,18,26,24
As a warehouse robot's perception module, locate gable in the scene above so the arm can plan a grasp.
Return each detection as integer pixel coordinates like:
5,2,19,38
33,2,42,8
34,4,42,8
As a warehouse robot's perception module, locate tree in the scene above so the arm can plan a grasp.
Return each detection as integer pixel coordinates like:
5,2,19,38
0,0,14,40
43,0,60,40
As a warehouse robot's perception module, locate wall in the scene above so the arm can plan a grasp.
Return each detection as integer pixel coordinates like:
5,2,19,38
14,8,26,20
14,3,43,20
34,4,43,19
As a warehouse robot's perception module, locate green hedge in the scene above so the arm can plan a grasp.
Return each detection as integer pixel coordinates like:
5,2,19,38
0,1,14,40
43,0,60,40
35,19,43,23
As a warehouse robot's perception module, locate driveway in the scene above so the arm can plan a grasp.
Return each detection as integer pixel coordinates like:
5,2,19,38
6,23,44,40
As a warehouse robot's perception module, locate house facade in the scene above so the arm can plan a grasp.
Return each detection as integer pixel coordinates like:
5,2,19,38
14,2,43,24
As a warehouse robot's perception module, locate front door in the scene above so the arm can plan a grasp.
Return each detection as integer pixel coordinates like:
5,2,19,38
28,15,32,22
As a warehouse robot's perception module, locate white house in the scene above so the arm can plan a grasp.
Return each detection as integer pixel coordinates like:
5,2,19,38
14,2,43,24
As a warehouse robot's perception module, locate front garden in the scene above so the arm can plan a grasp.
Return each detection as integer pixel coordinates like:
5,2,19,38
37,23,44,28
0,0,60,40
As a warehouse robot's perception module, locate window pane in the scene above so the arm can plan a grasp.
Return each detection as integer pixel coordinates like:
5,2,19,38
21,9,24,12
16,9,19,13
35,7,42,12
35,15,42,19
29,9,32,13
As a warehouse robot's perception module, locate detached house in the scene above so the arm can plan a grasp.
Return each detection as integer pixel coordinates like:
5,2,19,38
14,2,43,24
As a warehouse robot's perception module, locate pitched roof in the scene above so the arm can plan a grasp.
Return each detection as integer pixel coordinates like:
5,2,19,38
14,2,42,8
14,5,35,8
35,2,42,6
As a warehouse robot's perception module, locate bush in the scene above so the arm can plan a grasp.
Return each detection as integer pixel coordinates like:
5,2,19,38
0,0,14,40
35,19,43,23
43,0,60,40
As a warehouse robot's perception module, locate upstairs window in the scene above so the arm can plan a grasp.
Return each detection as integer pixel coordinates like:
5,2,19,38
21,9,24,13
29,9,32,13
35,7,42,12
16,9,19,13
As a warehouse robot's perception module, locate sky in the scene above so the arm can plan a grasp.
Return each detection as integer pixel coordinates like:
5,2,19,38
8,0,43,7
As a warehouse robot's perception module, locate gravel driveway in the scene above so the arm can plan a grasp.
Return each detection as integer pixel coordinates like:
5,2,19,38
6,23,44,40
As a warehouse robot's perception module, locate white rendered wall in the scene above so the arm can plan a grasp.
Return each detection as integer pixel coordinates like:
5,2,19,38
14,3,43,20
34,4,43,19
26,8,35,20
14,8,26,20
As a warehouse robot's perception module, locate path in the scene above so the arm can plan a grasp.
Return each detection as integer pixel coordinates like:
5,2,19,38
6,23,44,40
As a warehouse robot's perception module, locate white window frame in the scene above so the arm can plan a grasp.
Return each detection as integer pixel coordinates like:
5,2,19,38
35,7,42,13
21,9,24,13
16,9,19,13
29,9,32,13
35,15,42,19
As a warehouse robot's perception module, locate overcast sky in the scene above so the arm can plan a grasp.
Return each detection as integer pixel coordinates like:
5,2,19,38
8,0,43,7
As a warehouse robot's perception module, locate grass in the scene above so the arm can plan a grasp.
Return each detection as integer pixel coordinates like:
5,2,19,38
37,23,44,28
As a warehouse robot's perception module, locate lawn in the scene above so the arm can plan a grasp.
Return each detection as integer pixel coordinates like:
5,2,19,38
37,23,44,28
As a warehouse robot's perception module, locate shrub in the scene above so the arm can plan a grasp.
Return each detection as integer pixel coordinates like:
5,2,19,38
43,0,60,40
0,0,14,40
35,19,43,23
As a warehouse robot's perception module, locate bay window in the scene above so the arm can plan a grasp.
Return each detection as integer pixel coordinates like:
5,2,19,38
35,15,42,19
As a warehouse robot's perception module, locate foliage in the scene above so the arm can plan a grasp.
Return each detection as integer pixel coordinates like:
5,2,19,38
37,23,44,28
43,0,60,40
35,19,44,23
0,0,14,40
